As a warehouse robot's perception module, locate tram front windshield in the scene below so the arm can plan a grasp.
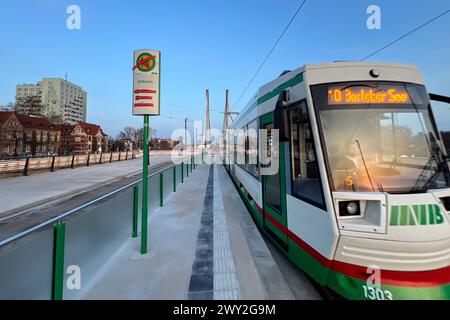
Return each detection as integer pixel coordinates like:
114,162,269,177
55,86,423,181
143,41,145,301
311,81,450,194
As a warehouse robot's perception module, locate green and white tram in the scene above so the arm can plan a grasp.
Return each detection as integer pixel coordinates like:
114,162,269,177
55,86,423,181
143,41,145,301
225,62,450,300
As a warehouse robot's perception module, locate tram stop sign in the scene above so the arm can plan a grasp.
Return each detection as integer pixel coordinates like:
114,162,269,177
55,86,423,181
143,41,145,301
132,49,161,116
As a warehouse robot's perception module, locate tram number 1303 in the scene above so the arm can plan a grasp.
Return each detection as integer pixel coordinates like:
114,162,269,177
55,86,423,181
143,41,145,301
362,285,393,300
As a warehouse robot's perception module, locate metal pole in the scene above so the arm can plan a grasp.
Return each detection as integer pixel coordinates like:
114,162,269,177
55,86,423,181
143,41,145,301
133,185,139,238
50,156,56,172
159,172,164,207
71,154,75,169
173,166,176,192
141,115,149,254
184,117,189,155
52,222,65,300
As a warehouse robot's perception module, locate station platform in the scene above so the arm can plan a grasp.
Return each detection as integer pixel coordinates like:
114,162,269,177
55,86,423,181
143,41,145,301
80,165,298,300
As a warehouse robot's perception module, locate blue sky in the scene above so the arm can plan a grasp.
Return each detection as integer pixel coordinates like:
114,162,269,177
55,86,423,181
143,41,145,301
0,0,449,138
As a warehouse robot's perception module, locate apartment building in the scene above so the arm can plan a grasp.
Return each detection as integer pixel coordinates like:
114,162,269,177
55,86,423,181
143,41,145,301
16,78,87,124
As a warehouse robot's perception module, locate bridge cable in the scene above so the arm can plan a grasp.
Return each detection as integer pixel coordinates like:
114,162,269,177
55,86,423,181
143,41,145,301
231,0,308,112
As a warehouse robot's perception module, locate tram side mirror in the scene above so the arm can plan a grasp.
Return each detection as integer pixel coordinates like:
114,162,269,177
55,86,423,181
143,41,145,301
430,93,450,157
274,90,290,142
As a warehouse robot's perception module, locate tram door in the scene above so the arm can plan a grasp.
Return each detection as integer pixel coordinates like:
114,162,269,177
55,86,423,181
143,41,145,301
261,113,289,250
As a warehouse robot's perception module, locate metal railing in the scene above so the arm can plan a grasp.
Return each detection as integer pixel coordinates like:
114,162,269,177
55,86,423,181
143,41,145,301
0,151,144,177
0,153,202,300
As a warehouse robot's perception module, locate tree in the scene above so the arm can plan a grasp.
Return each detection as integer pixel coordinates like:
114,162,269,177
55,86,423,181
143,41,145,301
46,111,64,124
117,126,156,150
0,102,16,111
118,126,136,141
16,95,43,116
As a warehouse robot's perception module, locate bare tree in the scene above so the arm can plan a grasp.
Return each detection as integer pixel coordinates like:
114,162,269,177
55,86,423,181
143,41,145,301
0,102,16,111
117,126,156,150
46,110,64,124
118,126,136,141
16,95,43,116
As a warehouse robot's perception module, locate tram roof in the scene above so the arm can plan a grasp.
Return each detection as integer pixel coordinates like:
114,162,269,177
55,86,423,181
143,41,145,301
232,61,420,127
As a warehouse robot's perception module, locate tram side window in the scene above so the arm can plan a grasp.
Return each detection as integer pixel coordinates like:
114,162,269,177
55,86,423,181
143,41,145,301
234,136,238,164
236,127,246,167
246,119,259,178
290,101,326,208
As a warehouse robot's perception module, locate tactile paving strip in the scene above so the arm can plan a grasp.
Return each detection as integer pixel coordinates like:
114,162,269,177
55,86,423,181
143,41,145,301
213,166,241,300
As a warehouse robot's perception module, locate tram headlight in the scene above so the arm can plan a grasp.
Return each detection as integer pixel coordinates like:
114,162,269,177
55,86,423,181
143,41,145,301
347,202,359,215
334,195,386,233
338,200,361,217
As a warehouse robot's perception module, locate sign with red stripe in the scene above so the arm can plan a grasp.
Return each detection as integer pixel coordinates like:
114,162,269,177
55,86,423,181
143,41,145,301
132,49,160,116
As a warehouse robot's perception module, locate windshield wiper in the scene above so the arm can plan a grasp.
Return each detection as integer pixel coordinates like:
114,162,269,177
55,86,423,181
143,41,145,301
411,133,450,192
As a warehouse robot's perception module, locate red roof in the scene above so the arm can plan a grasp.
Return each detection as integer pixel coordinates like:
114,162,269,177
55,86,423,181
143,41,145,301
15,114,57,131
0,112,108,137
77,122,108,137
0,111,14,124
57,124,75,134
78,122,102,135
58,122,108,137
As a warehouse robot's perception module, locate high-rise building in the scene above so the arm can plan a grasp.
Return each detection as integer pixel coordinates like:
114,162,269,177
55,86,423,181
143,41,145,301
15,84,43,116
16,78,87,124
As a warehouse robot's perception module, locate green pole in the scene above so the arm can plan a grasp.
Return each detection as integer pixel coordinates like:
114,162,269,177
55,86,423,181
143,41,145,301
173,166,176,192
133,185,139,238
187,162,189,178
181,162,184,183
141,115,149,254
159,172,164,207
52,222,66,300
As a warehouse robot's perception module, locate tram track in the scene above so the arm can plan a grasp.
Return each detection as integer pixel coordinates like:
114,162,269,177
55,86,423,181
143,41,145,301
0,160,174,244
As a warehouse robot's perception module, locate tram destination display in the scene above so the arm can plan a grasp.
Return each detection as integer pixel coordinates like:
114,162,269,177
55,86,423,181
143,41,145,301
328,84,412,105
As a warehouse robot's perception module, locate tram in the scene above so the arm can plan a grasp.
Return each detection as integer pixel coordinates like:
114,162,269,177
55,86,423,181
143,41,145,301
224,62,450,300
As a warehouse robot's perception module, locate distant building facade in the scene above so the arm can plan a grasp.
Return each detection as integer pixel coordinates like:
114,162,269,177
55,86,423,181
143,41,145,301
14,84,43,116
0,112,23,157
16,78,87,124
1,111,107,158
59,122,108,155
150,138,181,150
0,112,60,157
16,114,61,155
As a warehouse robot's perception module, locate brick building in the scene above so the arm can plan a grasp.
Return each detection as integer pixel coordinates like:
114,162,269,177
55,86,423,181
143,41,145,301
16,114,61,155
0,112,23,157
59,122,108,155
1,111,107,157
0,112,60,157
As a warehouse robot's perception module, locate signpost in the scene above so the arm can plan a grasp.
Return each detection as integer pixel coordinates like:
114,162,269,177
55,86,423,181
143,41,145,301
133,49,161,254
